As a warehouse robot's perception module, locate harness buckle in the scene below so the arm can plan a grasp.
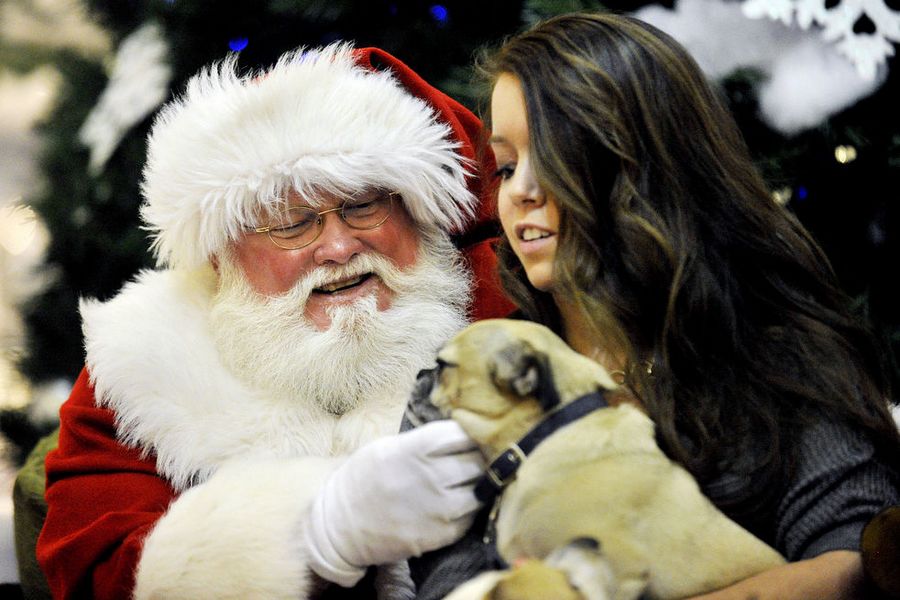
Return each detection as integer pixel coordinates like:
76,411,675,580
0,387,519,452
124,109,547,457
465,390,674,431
486,442,527,489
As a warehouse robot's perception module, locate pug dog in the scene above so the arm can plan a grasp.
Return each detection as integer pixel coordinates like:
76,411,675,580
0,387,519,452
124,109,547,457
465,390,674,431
407,319,785,600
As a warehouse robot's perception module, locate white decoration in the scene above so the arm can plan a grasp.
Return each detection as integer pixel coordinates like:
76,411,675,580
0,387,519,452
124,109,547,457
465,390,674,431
26,378,72,427
79,22,172,175
743,0,900,80
0,205,38,256
634,0,887,135
0,0,111,57
744,0,796,24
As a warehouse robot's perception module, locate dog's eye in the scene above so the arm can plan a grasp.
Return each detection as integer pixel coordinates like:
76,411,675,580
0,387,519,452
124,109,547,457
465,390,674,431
434,357,459,384
435,357,456,370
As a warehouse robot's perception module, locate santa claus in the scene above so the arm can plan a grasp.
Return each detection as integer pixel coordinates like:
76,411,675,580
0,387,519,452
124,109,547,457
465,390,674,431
36,42,512,599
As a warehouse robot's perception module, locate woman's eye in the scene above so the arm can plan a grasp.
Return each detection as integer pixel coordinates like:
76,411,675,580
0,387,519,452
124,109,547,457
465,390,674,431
494,164,515,181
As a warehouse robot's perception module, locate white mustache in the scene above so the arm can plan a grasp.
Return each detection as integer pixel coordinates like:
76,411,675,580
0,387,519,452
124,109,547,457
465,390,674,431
284,253,406,308
211,233,473,415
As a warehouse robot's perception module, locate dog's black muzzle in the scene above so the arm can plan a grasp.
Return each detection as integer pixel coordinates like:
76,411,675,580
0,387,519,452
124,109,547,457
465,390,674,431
401,367,445,431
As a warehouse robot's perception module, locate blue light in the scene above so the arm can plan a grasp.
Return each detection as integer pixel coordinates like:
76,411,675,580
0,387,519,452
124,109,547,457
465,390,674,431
228,37,249,52
430,4,448,23
797,186,808,200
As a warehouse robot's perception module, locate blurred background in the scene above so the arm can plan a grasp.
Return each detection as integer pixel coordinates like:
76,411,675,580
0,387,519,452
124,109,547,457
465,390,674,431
0,0,897,589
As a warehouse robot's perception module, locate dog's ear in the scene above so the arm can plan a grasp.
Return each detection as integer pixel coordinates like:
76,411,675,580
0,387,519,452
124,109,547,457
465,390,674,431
490,341,561,411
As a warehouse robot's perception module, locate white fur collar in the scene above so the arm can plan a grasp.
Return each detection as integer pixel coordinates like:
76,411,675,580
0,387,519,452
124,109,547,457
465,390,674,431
81,268,406,491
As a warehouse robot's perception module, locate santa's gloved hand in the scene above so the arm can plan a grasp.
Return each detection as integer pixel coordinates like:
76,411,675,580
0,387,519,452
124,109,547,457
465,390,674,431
306,420,485,587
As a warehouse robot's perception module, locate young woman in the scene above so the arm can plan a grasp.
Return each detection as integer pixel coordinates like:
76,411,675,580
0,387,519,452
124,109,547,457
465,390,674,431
482,11,899,599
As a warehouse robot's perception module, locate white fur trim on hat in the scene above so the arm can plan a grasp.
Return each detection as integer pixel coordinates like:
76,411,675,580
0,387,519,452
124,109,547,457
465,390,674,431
140,42,476,269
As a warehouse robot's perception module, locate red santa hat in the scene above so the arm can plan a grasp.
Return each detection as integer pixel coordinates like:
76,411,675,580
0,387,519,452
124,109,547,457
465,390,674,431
140,42,493,270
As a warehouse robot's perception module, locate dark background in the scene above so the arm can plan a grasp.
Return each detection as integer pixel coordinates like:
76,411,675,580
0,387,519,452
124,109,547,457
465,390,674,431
8,0,899,393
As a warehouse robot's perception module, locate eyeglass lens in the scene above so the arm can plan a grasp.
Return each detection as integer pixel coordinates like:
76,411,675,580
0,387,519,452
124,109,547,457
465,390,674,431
265,191,394,249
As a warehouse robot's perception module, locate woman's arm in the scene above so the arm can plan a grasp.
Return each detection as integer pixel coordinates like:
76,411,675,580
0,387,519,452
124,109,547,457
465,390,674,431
689,550,864,600
692,419,897,600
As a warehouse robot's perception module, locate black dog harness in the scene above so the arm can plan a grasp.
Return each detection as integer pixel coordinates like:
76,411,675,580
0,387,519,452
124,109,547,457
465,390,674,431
473,390,609,503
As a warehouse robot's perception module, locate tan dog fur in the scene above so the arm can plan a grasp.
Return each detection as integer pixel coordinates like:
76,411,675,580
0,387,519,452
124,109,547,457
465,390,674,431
422,319,785,600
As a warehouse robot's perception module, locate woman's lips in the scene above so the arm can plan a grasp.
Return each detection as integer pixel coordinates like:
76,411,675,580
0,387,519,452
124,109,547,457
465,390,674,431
514,224,555,253
519,226,552,242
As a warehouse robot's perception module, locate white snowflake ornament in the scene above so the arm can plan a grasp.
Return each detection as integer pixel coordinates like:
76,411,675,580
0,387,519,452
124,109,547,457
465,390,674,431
79,22,172,174
635,0,887,135
794,0,830,29
742,0,900,80
743,0,796,25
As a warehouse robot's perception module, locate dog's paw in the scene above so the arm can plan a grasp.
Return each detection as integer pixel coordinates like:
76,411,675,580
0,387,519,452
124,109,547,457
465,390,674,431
444,538,623,600
544,538,618,600
487,559,592,600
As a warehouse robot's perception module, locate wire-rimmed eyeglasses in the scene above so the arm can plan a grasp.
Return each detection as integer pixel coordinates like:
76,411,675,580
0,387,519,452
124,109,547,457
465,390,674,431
254,191,397,250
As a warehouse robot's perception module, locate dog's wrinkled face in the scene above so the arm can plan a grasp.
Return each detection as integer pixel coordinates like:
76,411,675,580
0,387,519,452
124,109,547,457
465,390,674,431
406,319,618,459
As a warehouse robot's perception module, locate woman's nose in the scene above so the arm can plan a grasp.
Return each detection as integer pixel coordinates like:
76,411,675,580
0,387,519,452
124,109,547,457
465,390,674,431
509,159,546,208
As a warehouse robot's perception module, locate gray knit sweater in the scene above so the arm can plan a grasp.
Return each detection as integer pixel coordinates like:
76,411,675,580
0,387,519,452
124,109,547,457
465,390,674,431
709,419,900,561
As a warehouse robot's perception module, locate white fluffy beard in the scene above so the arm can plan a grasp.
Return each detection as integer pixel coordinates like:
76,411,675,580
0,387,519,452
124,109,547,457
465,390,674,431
210,231,471,415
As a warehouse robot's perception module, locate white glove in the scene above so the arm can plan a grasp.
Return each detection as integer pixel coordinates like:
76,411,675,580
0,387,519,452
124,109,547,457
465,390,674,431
306,420,485,587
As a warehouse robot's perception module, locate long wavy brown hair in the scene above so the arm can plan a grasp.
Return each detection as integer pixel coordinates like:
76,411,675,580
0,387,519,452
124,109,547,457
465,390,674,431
479,12,899,523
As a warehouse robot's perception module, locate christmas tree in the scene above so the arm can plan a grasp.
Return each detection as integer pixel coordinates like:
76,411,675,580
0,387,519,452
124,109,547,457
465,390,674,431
13,0,527,386
6,0,899,425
